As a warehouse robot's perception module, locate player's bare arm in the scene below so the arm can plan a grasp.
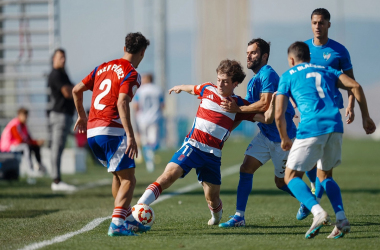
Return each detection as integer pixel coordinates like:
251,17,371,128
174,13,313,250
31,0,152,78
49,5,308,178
61,84,74,99
72,82,89,134
253,92,277,124
343,68,356,124
275,94,292,151
221,92,272,113
168,85,196,95
336,74,376,134
117,93,138,159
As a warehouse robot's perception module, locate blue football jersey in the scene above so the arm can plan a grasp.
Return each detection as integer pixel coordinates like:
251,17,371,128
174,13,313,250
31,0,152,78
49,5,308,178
305,38,352,109
245,65,296,142
277,63,344,139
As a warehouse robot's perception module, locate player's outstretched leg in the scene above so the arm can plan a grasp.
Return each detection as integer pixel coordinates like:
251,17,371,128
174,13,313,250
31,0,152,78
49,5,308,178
135,163,183,228
320,177,350,238
137,182,163,206
286,174,330,239
138,163,183,204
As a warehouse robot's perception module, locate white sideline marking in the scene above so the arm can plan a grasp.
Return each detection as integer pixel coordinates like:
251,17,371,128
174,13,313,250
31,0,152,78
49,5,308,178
19,164,240,250
19,217,111,250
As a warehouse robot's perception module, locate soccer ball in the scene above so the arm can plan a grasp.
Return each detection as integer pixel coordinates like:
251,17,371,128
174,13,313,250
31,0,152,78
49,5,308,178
132,204,155,227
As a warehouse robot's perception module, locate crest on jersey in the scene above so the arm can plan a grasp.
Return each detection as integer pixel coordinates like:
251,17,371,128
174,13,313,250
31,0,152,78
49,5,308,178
323,52,331,61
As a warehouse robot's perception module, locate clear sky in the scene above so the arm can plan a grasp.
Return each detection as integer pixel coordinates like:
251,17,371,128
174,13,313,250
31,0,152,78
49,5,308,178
60,0,380,85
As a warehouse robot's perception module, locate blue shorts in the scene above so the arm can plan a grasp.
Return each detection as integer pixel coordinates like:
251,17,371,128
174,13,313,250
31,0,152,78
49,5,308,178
170,143,221,185
87,135,135,172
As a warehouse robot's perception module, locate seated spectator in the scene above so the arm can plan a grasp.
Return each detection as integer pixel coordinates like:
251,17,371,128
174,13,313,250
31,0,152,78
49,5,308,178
0,108,46,177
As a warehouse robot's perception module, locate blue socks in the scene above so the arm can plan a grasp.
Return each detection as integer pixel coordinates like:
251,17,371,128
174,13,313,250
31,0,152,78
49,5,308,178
321,177,344,214
280,185,295,197
306,167,317,183
315,177,324,201
287,177,318,211
236,172,253,212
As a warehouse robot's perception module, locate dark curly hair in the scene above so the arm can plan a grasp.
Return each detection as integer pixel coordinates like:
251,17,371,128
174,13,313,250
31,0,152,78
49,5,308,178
216,59,246,84
125,32,150,54
287,41,311,62
311,8,330,21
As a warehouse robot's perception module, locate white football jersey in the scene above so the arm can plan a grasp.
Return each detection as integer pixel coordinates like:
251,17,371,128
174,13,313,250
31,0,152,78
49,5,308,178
134,83,164,126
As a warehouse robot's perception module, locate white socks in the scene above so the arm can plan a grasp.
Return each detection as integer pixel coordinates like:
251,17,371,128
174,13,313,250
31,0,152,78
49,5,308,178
311,204,324,216
235,210,245,217
138,182,162,205
112,217,124,226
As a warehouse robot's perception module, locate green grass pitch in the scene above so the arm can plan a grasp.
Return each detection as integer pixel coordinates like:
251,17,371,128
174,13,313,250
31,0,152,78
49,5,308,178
0,138,379,249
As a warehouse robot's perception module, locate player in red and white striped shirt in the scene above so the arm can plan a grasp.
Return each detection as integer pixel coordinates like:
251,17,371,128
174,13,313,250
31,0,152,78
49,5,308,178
72,32,150,237
136,59,277,226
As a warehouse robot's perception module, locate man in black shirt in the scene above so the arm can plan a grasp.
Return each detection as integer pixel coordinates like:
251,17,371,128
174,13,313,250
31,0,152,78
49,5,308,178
48,48,76,191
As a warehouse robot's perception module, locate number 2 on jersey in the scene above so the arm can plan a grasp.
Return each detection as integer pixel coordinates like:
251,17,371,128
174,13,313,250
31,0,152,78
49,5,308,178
94,79,111,110
306,72,325,98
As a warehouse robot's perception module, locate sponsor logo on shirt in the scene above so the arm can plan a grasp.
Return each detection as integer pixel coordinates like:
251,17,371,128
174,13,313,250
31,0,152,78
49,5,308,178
323,52,331,61
206,94,213,100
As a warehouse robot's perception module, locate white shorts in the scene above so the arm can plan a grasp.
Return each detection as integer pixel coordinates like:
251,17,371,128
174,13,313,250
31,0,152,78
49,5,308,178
287,132,342,172
245,132,293,178
137,123,159,147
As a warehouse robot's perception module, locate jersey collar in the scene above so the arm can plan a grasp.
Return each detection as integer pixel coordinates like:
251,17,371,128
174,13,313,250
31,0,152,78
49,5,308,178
312,38,330,48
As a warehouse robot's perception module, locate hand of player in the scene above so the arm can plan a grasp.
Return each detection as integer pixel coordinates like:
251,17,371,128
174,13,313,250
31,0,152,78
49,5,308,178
362,116,376,134
220,97,240,113
126,136,138,159
281,137,293,151
168,86,182,94
345,106,355,124
73,117,88,133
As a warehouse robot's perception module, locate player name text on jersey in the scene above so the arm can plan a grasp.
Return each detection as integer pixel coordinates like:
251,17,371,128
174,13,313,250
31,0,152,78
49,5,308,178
97,64,125,79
